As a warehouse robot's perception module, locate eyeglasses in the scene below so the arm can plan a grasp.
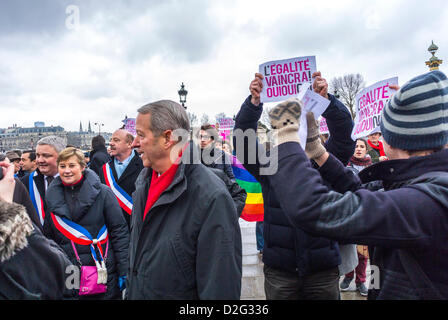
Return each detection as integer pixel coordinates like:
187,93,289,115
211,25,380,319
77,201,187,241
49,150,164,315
200,135,211,141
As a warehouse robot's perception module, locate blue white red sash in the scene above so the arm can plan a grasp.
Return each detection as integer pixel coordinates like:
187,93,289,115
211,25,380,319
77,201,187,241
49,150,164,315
29,171,45,226
102,163,133,215
50,213,109,262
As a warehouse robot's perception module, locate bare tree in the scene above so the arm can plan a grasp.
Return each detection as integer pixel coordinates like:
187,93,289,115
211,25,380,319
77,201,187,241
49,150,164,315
200,114,210,125
214,112,227,123
330,74,366,119
187,112,198,127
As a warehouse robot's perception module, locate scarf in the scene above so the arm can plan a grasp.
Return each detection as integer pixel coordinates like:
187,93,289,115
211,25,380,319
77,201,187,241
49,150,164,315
367,139,386,157
143,163,179,221
348,156,372,167
142,143,188,221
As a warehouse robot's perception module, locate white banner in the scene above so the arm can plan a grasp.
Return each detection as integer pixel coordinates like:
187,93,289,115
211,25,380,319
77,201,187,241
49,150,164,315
351,77,398,140
259,56,317,103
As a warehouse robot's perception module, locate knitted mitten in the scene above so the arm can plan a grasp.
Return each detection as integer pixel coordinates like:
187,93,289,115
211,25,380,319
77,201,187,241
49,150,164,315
305,112,326,159
268,99,302,146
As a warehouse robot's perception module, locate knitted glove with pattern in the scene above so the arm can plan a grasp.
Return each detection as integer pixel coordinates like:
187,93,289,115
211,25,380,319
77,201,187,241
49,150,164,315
268,99,302,147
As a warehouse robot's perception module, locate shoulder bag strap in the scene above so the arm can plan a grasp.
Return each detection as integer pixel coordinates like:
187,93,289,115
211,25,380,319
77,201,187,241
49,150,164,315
70,240,83,267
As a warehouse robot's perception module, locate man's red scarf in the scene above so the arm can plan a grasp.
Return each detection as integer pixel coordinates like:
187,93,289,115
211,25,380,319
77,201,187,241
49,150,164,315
143,163,179,221
367,139,386,157
142,143,188,221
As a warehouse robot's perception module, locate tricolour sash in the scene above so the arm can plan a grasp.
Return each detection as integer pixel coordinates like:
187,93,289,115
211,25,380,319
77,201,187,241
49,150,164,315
29,171,45,226
102,163,133,215
51,213,109,284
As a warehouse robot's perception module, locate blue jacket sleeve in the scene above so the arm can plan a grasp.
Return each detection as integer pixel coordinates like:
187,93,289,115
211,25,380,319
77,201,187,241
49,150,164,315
267,142,448,249
322,94,355,166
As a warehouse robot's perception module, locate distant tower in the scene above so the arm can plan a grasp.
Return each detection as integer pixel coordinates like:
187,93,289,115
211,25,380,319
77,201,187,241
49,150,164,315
426,40,443,71
88,121,92,133
79,121,83,133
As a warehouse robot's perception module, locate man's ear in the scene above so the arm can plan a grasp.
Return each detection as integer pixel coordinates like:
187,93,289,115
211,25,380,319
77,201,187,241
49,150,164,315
163,130,176,149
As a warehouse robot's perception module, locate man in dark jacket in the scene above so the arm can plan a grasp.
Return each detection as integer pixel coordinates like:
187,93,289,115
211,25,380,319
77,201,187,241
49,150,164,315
126,100,242,300
234,72,355,299
265,70,448,300
20,135,66,228
0,162,74,299
199,124,236,181
99,129,143,228
89,135,111,176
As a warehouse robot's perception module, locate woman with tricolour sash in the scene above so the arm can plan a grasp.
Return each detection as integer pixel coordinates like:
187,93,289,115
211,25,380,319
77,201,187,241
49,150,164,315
44,147,129,299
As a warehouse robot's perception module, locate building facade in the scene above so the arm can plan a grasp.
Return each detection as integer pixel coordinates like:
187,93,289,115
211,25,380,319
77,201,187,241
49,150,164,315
0,122,111,152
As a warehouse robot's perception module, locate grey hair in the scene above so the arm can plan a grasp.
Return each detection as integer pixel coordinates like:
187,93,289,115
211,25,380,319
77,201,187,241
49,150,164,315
137,100,190,137
37,136,66,153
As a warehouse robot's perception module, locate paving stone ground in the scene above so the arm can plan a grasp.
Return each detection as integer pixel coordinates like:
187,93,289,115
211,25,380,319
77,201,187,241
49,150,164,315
240,219,367,301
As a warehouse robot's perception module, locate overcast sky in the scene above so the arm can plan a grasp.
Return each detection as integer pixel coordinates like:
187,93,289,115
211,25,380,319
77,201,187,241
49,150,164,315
1,0,447,133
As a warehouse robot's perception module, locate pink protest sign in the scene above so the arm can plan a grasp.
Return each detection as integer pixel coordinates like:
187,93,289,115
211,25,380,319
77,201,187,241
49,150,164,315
259,56,317,103
351,77,398,140
319,117,329,135
123,118,136,136
218,117,235,141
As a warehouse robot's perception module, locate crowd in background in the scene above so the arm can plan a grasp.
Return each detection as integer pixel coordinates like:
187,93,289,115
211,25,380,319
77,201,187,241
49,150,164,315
0,68,447,300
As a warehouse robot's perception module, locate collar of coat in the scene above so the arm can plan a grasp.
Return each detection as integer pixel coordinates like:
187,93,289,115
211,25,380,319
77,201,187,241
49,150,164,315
134,143,201,209
359,149,448,187
46,168,102,220
0,201,34,263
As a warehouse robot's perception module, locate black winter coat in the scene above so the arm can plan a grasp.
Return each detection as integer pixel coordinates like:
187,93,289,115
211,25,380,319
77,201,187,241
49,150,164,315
0,201,74,299
20,169,51,231
209,167,247,216
127,153,242,300
89,147,111,176
234,94,355,276
99,150,144,228
200,144,236,181
13,177,43,233
44,169,129,299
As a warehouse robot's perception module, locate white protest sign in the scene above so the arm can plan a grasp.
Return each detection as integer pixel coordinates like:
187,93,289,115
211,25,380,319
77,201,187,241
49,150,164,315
297,89,331,149
259,56,317,103
351,77,398,140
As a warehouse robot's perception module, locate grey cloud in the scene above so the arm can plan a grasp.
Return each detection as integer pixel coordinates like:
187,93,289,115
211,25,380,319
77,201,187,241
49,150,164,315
270,1,448,59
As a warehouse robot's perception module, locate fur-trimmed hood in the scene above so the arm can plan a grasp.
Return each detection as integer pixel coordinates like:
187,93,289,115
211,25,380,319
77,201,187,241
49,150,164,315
0,201,34,263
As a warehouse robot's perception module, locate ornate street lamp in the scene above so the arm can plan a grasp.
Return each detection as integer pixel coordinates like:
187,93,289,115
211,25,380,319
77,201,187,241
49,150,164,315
178,82,188,109
94,122,104,135
334,89,340,99
426,40,443,71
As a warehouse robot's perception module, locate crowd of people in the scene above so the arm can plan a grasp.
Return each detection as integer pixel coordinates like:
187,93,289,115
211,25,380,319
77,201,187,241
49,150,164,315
0,68,447,300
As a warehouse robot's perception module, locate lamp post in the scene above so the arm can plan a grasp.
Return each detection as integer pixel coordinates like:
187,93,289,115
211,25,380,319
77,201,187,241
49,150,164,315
94,122,104,136
426,40,443,71
178,82,188,109
334,89,340,99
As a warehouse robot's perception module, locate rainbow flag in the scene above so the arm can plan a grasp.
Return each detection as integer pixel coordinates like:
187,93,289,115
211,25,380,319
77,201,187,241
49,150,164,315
231,155,264,222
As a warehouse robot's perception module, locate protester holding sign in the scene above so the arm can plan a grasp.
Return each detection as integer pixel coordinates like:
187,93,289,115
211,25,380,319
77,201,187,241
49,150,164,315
234,70,355,300
265,70,448,299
